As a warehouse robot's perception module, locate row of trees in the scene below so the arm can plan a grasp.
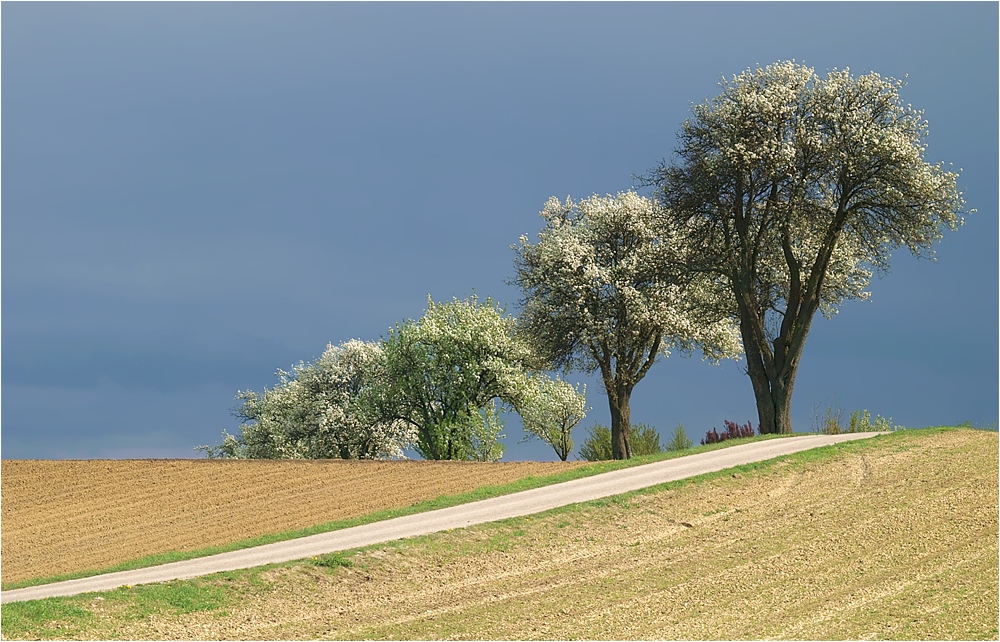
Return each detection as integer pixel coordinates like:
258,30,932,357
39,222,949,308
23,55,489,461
202,61,966,461
512,62,965,457
198,296,588,461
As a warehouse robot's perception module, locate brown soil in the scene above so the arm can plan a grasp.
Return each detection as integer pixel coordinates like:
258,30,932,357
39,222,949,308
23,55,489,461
0,458,586,584
108,429,998,640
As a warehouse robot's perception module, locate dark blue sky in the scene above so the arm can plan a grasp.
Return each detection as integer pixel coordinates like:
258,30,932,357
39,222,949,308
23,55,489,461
3,3,997,460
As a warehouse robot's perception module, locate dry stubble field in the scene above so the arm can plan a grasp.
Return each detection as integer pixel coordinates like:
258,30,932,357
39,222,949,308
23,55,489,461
1,458,587,584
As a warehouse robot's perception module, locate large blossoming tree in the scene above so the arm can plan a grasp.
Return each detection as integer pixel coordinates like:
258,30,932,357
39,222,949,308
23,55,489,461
513,192,741,459
648,62,968,434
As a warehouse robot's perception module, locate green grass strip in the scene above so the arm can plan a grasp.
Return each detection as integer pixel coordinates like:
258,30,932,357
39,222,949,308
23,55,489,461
1,575,243,640
3,433,794,591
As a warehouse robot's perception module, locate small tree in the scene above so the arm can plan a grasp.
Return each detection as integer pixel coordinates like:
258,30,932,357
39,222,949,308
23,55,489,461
630,423,663,455
578,424,613,461
519,376,588,461
514,192,741,459
578,423,662,461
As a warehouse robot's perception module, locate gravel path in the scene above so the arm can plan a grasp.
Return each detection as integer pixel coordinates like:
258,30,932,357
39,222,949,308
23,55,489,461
1,433,882,604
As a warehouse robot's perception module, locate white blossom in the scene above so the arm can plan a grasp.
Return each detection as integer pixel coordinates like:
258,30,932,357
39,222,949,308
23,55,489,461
518,376,588,461
379,295,535,461
198,340,415,460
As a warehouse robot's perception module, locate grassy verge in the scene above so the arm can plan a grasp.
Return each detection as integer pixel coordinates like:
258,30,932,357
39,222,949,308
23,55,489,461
0,574,251,640
2,432,788,591
4,427,987,641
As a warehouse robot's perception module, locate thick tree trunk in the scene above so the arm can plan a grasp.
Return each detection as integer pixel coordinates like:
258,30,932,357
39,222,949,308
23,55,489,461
772,380,794,434
748,364,796,435
609,386,633,460
742,324,805,435
753,202,847,435
738,297,804,436
751,370,794,434
747,365,777,434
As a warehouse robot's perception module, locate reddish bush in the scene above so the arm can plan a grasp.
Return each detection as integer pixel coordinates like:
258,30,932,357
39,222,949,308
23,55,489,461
701,420,757,445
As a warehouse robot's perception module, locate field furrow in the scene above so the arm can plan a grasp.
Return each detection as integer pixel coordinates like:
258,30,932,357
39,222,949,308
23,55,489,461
1,459,586,584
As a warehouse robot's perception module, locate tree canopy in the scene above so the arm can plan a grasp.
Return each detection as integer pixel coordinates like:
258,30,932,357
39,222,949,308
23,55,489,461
201,60,967,459
197,340,414,459
648,61,967,434
518,376,588,461
378,295,534,460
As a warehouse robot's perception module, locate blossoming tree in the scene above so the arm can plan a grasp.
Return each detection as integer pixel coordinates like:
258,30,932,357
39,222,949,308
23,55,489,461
648,61,968,434
379,295,587,461
197,340,415,459
513,192,742,459
519,376,588,461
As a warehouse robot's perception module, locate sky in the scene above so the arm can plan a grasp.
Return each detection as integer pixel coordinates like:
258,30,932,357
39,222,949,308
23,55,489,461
2,2,997,461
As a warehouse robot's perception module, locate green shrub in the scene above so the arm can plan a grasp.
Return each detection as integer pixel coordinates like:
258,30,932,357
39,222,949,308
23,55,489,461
847,409,866,432
578,424,613,461
820,406,844,435
578,423,662,460
848,409,900,432
815,404,902,434
631,423,663,456
665,423,692,451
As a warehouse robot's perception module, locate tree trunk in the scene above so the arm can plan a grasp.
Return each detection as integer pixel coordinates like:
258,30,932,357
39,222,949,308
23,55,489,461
754,203,846,434
742,320,777,434
747,365,777,434
772,380,794,435
743,326,802,435
748,368,796,435
609,386,633,460
557,429,570,462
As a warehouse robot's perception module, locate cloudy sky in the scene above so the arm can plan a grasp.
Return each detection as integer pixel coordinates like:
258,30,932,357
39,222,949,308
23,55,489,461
3,3,996,461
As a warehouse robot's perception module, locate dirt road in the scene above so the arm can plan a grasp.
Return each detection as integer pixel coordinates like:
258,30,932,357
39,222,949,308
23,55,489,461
1,433,882,604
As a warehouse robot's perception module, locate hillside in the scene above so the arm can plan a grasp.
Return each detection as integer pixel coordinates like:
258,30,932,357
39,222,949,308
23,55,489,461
2,428,996,640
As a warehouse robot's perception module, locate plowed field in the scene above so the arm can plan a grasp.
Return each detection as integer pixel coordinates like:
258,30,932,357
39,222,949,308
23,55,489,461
1,459,586,584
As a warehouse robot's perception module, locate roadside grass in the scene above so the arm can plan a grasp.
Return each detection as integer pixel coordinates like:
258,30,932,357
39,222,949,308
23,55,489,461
1,575,248,640
0,599,96,640
5,426,983,642
1,432,786,591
